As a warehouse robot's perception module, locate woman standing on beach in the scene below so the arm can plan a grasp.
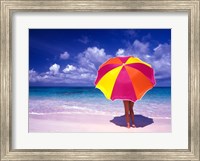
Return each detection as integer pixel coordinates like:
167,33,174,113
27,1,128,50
123,100,136,128
95,56,156,129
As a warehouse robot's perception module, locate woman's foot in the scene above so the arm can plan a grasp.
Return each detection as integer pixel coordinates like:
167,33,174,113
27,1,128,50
127,123,131,128
132,124,136,128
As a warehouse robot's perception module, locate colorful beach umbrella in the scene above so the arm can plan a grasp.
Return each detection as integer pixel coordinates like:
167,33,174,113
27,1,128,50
95,56,156,102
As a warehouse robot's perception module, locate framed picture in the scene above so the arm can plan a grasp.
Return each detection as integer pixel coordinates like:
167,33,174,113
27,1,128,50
0,0,199,160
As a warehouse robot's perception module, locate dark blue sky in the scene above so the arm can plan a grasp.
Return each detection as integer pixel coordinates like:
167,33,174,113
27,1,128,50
29,29,171,87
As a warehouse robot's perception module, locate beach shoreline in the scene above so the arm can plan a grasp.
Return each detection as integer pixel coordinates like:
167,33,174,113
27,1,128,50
29,112,171,133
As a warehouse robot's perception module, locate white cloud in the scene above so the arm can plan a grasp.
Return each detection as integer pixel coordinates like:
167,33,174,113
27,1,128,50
151,43,171,81
78,47,112,72
49,64,60,74
132,40,149,55
78,36,89,44
29,69,37,76
63,65,77,73
116,40,149,58
80,73,90,79
153,43,170,60
116,48,125,56
29,69,50,83
73,47,112,84
60,51,70,60
125,30,137,37
29,69,38,82
77,67,90,73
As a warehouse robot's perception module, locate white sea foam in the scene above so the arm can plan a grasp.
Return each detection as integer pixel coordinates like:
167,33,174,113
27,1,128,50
29,94,171,118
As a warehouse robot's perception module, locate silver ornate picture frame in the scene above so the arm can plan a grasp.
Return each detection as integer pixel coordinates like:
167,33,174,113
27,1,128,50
0,0,199,160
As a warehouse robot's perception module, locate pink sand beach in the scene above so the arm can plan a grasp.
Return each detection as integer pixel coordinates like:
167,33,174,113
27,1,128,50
29,112,171,133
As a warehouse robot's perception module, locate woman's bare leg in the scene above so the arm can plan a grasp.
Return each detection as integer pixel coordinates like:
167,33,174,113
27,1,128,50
129,101,136,127
123,100,130,128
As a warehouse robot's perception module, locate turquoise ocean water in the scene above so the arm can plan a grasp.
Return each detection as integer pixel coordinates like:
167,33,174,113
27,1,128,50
29,87,171,118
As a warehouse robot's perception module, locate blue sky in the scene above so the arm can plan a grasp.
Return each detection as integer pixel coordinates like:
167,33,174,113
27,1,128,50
29,29,171,87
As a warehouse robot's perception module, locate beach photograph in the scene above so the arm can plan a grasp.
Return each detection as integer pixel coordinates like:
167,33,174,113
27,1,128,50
29,29,171,132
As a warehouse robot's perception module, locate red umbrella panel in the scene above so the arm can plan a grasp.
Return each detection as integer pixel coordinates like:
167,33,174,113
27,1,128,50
95,56,156,102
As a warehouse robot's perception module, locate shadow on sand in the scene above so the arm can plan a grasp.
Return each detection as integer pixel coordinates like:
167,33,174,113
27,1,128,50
110,114,154,128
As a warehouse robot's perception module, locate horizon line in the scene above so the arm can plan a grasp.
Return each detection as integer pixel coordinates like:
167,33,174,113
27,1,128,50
29,85,171,88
